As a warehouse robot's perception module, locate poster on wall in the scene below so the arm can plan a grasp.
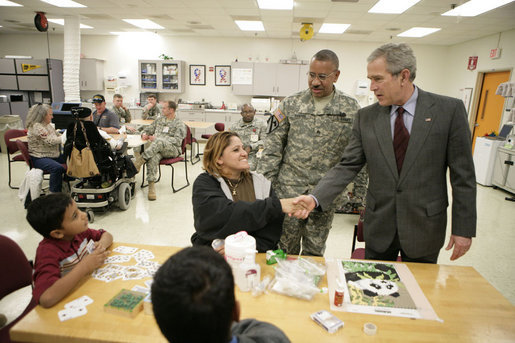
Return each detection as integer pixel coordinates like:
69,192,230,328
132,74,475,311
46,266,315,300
190,65,206,85
215,65,231,86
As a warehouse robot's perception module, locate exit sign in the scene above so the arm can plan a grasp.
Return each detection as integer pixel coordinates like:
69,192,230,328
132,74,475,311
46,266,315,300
490,48,501,59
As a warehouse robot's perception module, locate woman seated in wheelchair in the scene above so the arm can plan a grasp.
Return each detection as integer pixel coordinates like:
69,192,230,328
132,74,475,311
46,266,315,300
64,107,136,188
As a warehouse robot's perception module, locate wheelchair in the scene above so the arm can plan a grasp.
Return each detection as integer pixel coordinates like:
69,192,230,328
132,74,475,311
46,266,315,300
70,142,137,223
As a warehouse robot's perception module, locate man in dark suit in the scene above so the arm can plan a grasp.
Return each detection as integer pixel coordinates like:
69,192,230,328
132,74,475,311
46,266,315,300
292,43,476,263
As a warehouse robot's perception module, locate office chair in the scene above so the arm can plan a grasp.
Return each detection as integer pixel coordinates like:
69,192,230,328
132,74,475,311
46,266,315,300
351,209,401,261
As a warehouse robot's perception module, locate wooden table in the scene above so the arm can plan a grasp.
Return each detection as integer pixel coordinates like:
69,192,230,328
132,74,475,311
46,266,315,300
130,119,214,131
129,119,153,126
10,243,515,342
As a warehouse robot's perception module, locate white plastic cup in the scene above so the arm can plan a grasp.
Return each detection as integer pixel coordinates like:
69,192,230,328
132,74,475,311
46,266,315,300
224,231,256,271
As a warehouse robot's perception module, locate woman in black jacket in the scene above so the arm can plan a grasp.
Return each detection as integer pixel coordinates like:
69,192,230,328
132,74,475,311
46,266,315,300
191,131,297,253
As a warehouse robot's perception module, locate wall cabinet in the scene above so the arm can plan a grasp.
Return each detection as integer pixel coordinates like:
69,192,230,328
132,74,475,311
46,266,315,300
232,62,309,96
492,147,515,194
80,58,104,91
139,60,185,93
177,109,240,139
0,58,64,105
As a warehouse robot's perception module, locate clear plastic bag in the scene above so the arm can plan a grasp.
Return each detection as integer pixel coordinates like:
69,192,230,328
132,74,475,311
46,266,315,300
268,258,326,300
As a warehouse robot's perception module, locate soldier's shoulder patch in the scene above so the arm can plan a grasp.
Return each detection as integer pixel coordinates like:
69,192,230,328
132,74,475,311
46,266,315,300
274,108,285,123
266,114,279,134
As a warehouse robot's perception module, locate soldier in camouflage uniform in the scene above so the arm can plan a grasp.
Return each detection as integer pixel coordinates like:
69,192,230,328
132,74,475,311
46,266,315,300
133,101,186,200
112,93,132,123
229,104,267,171
258,49,367,256
143,94,161,120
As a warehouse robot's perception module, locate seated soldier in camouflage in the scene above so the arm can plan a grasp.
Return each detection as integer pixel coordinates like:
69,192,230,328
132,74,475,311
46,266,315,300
142,94,161,120
229,104,267,171
112,93,131,124
133,101,186,201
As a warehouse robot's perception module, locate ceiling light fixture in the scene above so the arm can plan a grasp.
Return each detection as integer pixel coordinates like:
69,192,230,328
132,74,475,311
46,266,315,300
442,0,514,17
40,0,86,8
0,0,22,6
397,27,440,37
122,19,164,29
319,23,351,34
368,0,421,14
47,18,92,29
257,0,293,10
234,20,265,31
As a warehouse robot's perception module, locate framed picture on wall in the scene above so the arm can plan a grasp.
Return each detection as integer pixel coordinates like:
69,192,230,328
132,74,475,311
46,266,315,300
190,65,206,85
215,65,231,86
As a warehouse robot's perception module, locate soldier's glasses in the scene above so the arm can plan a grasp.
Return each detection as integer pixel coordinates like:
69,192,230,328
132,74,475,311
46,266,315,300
307,71,337,81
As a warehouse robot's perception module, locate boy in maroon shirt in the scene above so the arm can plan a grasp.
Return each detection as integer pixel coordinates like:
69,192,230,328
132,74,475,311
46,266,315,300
27,193,112,308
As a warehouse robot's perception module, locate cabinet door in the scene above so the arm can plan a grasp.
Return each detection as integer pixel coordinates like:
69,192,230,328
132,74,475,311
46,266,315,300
161,62,180,92
253,63,276,96
506,158,515,192
231,62,254,95
0,58,16,74
275,64,300,97
298,64,309,92
492,150,510,187
0,75,18,90
15,59,48,75
80,59,104,91
18,75,49,91
139,61,158,91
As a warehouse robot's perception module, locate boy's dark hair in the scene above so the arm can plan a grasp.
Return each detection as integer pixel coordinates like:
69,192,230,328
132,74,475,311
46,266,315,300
26,193,73,238
151,246,235,343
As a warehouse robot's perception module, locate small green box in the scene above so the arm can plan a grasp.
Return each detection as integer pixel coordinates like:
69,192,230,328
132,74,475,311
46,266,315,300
104,289,146,318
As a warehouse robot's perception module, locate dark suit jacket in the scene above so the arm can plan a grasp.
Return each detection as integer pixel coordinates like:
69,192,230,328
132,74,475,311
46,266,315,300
313,88,477,258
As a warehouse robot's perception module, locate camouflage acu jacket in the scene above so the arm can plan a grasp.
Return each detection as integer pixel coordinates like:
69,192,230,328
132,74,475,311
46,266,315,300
258,88,360,198
141,116,186,149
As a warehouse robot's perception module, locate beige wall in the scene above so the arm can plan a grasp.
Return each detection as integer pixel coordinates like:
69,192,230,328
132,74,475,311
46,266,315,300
0,29,513,120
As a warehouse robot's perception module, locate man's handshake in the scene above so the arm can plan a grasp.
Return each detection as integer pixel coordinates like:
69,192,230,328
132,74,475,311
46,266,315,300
279,195,317,219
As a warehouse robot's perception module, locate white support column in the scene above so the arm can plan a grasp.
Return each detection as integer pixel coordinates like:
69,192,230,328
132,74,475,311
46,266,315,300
63,16,81,103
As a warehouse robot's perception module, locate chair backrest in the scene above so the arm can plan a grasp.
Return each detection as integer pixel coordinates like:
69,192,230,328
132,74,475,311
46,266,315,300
356,209,365,242
16,139,33,168
0,235,33,298
182,126,191,155
215,122,225,132
4,129,27,155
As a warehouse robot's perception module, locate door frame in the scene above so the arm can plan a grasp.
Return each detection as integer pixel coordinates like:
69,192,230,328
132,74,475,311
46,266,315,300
469,68,513,138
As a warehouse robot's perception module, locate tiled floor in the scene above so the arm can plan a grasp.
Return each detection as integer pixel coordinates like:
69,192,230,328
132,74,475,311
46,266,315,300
1,148,514,305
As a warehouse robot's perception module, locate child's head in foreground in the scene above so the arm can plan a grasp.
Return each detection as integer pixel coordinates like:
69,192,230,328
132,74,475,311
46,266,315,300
151,246,238,343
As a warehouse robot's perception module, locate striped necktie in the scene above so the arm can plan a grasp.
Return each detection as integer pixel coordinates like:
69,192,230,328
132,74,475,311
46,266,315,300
393,107,409,173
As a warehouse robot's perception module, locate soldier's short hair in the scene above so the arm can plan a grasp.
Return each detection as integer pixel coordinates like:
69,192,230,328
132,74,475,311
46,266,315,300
367,43,417,82
312,49,339,70
241,103,255,113
147,94,157,100
164,101,177,111
113,93,123,99
203,131,249,178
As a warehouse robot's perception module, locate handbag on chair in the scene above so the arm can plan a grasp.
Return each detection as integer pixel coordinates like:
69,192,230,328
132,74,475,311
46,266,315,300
66,121,100,178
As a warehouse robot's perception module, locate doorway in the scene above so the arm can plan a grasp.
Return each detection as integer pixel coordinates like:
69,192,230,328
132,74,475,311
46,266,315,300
471,70,510,152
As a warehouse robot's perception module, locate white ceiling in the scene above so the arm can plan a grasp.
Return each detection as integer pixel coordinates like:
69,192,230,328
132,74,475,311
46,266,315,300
0,0,514,46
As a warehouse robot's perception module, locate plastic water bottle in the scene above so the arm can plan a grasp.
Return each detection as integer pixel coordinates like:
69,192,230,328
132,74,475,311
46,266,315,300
235,249,260,292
